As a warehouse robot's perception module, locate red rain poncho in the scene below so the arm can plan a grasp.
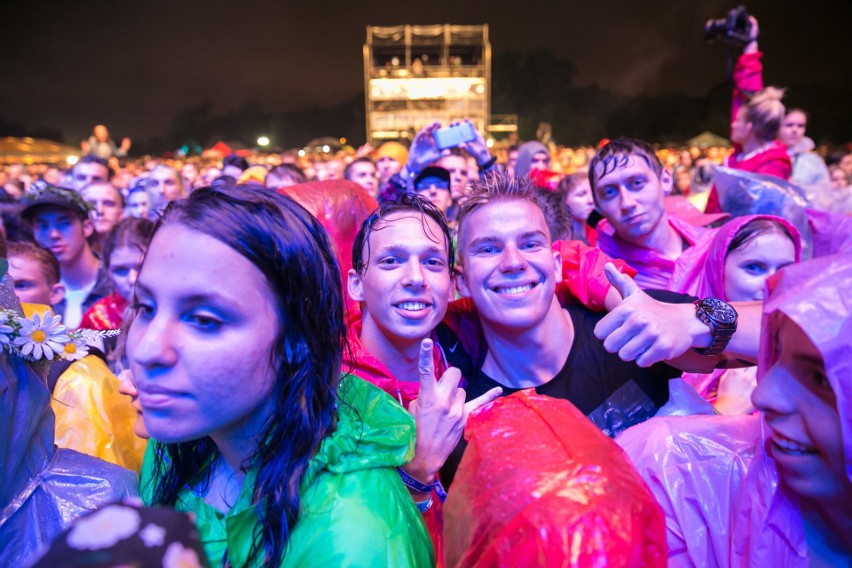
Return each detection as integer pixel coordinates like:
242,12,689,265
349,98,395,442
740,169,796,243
444,390,667,567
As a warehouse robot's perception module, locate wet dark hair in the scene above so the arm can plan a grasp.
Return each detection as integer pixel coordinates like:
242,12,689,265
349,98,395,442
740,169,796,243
727,218,795,256
352,193,454,274
141,184,345,566
456,172,559,259
7,241,59,285
103,217,154,269
588,138,663,205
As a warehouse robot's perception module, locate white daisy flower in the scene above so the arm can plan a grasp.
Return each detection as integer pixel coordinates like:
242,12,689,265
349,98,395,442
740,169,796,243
59,338,90,361
13,312,69,361
162,541,203,568
0,312,13,345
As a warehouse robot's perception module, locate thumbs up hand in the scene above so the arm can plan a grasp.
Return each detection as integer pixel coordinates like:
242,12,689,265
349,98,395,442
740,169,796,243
594,263,697,367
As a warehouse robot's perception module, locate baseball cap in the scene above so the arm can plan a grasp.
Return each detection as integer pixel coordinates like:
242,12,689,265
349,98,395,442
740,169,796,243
414,166,451,191
20,182,91,220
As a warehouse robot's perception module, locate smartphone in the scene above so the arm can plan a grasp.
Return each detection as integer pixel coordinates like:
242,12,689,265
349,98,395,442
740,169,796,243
433,122,477,150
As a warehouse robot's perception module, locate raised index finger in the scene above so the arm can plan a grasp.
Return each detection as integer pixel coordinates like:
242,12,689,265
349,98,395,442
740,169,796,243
418,338,437,395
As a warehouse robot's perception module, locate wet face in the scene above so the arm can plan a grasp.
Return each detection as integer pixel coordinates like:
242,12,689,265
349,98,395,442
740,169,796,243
8,254,62,305
348,213,453,347
109,245,145,301
31,206,93,266
593,155,670,243
82,182,123,235
529,151,550,172
436,154,469,200
72,161,110,192
723,231,796,301
346,161,378,196
128,224,279,445
751,317,850,504
779,111,807,147
456,199,561,332
565,179,594,223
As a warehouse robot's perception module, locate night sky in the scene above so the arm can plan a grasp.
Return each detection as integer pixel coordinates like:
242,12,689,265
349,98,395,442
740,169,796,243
4,0,850,145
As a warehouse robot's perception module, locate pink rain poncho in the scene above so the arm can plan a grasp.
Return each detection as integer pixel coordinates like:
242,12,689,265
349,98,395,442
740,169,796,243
444,390,667,568
669,214,801,299
673,214,801,405
596,213,715,290
617,252,852,566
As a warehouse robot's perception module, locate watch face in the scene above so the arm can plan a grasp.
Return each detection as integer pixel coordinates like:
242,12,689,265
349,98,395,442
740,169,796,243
703,298,737,325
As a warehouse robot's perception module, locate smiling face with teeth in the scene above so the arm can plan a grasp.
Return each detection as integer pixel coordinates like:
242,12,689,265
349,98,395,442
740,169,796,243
752,316,849,504
348,212,454,348
456,198,562,333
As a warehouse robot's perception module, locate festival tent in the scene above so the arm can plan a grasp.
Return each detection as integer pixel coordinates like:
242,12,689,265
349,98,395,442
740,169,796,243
202,140,252,158
687,131,731,149
0,137,80,165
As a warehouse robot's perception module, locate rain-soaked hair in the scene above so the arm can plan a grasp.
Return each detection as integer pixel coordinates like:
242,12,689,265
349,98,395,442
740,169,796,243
588,138,664,205
139,183,345,566
352,192,454,274
455,172,563,258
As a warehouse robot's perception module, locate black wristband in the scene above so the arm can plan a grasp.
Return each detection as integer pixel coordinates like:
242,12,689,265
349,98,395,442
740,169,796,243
477,155,497,172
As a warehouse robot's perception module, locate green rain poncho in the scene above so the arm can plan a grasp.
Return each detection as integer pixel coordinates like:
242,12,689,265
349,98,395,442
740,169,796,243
140,375,434,567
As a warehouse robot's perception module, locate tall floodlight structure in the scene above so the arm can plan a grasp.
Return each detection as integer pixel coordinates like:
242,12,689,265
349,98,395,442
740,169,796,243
364,24,491,144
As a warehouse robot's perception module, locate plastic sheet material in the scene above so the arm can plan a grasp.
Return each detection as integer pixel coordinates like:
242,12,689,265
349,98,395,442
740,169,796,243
279,180,378,310
444,390,667,568
52,354,148,472
0,345,138,567
805,207,852,258
713,166,814,259
616,252,852,566
761,252,852,484
669,214,801,299
617,414,807,567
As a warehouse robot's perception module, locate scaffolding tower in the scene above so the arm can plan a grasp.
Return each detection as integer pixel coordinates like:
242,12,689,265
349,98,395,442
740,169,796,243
364,24,491,144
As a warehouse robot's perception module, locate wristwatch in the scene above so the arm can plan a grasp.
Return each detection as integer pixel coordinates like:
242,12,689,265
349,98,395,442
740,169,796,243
694,298,738,356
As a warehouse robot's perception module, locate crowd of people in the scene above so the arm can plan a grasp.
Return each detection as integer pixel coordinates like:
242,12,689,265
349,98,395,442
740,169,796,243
1,15,851,568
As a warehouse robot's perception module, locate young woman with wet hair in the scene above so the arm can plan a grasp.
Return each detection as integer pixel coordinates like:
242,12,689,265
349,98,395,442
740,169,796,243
130,184,432,566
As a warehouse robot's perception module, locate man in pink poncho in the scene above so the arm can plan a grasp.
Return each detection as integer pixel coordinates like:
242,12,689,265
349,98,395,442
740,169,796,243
592,138,725,291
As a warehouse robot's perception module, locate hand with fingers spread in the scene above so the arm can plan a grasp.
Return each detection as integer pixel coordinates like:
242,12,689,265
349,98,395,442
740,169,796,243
405,123,443,176
594,263,708,367
402,338,502,489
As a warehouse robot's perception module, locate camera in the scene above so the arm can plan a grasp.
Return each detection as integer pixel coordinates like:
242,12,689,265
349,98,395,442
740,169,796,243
704,5,754,46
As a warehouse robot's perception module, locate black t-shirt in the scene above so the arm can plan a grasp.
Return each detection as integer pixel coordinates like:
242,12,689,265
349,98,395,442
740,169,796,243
442,296,685,488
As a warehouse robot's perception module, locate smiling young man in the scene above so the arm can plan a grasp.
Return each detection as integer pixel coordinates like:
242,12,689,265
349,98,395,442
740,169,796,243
446,175,763,457
591,138,720,290
21,183,112,327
